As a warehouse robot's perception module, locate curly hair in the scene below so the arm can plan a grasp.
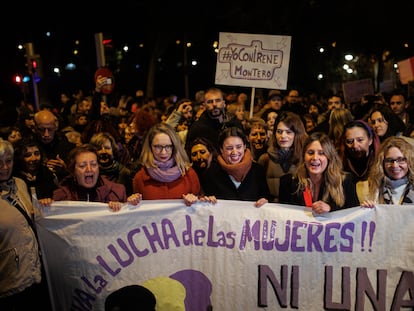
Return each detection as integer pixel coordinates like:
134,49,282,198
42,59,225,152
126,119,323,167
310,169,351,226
295,132,347,207
366,136,414,200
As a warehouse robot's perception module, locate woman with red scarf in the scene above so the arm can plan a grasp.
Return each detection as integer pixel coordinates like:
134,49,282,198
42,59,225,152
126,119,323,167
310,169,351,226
199,126,272,207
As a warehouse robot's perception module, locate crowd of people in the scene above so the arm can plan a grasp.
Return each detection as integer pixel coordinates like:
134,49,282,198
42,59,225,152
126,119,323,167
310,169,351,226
2,76,414,309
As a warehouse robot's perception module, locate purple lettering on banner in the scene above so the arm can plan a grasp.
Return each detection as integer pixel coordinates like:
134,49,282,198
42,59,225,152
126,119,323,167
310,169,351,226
307,222,323,251
207,215,219,247
325,266,351,309
291,221,307,252
258,264,299,308
275,220,291,251
107,239,134,267
142,223,165,252
160,218,180,249
261,220,277,251
182,215,194,245
339,222,354,252
324,222,341,252
128,228,149,257
194,229,206,245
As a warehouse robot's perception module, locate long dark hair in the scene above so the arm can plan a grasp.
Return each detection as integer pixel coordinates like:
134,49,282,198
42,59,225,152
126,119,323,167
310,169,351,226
218,126,249,148
368,104,406,141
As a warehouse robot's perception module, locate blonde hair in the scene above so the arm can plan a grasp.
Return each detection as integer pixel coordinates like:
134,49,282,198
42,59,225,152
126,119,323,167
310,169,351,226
367,136,414,200
0,139,14,158
296,132,346,207
139,123,191,175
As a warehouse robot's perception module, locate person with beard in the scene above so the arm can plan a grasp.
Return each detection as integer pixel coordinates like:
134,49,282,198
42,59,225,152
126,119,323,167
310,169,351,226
38,144,141,211
186,87,243,151
89,132,133,196
187,137,217,178
13,139,58,200
245,117,268,162
257,112,308,202
199,126,272,207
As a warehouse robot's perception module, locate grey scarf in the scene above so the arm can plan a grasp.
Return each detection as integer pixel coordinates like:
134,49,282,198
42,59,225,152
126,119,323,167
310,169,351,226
382,176,414,204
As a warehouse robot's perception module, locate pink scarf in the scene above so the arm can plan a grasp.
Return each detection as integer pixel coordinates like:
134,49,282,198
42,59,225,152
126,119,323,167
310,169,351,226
146,158,182,182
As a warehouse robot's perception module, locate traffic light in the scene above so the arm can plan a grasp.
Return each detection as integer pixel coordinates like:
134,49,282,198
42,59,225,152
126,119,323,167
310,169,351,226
24,42,42,78
31,59,37,70
26,56,42,81
13,74,23,84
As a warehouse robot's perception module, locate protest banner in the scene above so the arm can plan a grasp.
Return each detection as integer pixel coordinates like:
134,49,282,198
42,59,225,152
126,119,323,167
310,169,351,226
342,78,374,106
215,32,291,90
36,200,414,311
397,57,414,85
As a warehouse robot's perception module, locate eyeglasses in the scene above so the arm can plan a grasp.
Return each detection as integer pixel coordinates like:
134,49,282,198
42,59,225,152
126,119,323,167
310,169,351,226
152,144,173,153
384,157,407,165
205,98,223,104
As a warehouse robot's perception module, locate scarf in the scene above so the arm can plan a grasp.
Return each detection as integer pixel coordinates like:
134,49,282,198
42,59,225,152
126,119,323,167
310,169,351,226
147,158,182,183
0,178,21,205
21,171,37,182
0,178,16,196
100,161,120,180
217,148,253,182
382,176,414,204
267,144,293,173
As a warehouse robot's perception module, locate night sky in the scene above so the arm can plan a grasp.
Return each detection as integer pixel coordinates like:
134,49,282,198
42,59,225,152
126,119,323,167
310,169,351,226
1,0,413,108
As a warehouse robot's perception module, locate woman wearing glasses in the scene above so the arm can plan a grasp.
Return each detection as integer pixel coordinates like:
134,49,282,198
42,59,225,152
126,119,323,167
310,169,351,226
133,123,215,205
360,136,414,207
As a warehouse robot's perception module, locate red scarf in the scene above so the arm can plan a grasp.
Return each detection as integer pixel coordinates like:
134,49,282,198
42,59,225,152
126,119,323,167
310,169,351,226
217,149,253,182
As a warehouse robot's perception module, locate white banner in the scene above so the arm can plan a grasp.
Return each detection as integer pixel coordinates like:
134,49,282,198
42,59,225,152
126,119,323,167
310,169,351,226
215,32,292,89
36,200,414,311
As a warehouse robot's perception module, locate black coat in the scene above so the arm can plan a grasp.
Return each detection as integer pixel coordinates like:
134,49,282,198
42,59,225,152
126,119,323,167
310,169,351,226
200,160,273,202
279,172,359,211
